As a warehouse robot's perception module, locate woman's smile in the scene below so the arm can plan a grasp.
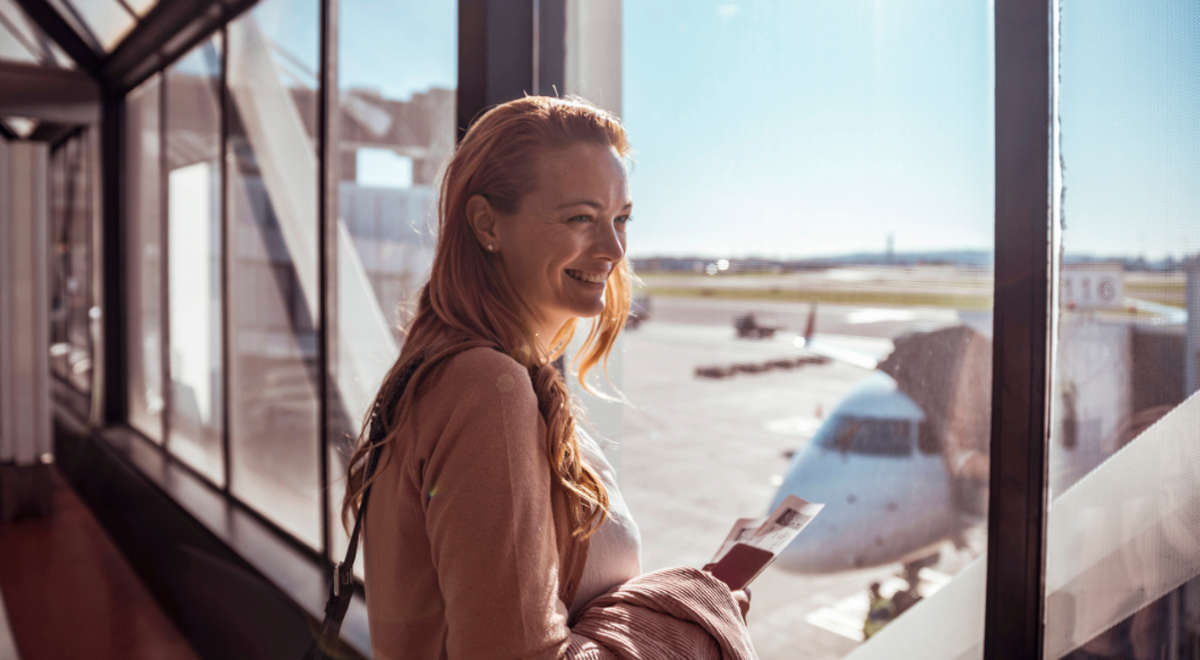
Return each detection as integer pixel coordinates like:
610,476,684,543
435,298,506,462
566,269,609,286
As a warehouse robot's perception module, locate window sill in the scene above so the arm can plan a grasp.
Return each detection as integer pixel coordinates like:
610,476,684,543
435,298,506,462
51,398,371,658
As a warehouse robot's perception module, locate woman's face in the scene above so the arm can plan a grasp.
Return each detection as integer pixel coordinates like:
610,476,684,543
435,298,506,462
472,142,632,342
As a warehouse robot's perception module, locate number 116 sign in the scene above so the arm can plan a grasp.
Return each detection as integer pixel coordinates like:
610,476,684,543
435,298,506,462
1062,265,1125,310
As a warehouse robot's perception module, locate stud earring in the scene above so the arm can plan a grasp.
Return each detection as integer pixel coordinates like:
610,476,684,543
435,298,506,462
487,244,495,251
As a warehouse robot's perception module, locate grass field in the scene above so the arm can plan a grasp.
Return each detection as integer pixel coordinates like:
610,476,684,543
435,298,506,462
638,286,994,310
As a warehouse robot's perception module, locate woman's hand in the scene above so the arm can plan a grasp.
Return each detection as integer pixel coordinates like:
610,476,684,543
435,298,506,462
703,564,751,622
731,588,751,621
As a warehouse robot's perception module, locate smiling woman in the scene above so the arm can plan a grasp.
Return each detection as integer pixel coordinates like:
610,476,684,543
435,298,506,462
337,96,755,659
463,140,632,341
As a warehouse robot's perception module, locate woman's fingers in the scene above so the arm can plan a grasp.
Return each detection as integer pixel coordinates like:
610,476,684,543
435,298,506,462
701,565,750,620
731,589,751,621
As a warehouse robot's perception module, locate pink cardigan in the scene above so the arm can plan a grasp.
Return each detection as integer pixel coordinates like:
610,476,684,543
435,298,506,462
363,346,756,659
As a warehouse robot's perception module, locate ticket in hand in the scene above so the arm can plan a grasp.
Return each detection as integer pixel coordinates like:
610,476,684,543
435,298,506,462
706,495,824,590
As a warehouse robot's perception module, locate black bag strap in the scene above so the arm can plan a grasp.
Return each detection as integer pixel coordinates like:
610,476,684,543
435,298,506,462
303,354,425,660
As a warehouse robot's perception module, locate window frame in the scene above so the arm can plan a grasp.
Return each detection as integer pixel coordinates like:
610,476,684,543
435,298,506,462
984,3,1053,659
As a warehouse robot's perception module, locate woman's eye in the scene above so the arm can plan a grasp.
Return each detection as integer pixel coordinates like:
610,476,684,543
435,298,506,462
568,215,592,224
616,214,632,225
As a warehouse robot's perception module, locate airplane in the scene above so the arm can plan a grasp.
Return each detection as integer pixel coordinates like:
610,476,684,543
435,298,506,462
768,295,1187,577
769,304,991,575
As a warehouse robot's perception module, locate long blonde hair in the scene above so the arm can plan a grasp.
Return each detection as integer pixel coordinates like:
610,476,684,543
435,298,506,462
341,96,632,541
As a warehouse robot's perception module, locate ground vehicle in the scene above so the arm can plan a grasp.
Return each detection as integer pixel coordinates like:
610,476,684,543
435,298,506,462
734,312,781,338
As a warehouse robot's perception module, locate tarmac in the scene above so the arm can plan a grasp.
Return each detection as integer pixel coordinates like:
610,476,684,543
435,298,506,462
614,296,987,659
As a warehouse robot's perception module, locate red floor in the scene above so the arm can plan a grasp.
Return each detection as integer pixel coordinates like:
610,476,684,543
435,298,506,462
0,468,201,660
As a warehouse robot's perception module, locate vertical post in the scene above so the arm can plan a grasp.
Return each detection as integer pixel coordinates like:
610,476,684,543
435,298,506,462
318,0,339,559
457,0,536,139
219,26,233,493
985,1,1053,659
100,87,126,425
159,71,172,449
536,0,566,97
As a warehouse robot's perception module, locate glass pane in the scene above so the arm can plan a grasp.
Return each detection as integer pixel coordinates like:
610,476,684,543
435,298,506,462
617,2,994,657
0,0,38,64
48,145,69,381
226,0,321,549
124,0,156,18
329,0,456,565
0,0,74,67
52,0,135,51
166,36,224,486
125,75,163,443
48,131,95,392
1044,3,1200,659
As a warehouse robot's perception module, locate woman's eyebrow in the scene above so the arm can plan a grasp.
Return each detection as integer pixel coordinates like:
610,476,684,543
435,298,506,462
556,199,604,210
555,200,635,210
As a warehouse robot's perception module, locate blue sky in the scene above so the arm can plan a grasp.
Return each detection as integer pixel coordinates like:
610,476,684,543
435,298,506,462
321,0,1198,262
622,0,995,258
1058,0,1200,262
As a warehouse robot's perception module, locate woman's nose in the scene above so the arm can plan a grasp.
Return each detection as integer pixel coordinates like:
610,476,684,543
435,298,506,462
593,220,625,261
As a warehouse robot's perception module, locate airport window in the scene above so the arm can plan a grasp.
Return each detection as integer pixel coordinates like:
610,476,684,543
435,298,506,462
0,0,75,68
164,34,225,486
72,0,1195,656
224,0,323,549
41,0,158,53
47,128,97,394
618,1,995,655
124,74,164,443
112,0,457,568
327,0,456,564
1042,2,1200,658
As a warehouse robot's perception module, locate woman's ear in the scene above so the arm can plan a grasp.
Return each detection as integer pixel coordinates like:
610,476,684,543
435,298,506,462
465,194,501,252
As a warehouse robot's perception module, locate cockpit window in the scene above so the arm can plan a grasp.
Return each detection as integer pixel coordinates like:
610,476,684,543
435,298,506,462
821,417,914,456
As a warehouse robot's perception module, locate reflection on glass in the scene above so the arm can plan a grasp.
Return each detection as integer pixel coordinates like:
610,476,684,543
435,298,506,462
123,0,156,18
125,75,163,442
46,0,135,51
226,0,321,548
0,0,71,66
619,2,994,657
1045,3,1200,659
330,0,456,565
48,130,95,393
166,36,224,486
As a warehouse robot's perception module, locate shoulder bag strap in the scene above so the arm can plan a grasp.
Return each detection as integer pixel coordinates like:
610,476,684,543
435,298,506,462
302,353,425,659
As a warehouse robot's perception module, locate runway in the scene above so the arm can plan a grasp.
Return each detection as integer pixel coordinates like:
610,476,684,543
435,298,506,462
613,296,988,659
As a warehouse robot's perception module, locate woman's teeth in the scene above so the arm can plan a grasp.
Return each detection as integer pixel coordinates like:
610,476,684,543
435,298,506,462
567,269,607,284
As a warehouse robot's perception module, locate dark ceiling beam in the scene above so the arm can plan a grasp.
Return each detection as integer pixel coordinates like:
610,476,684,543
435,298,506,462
29,121,78,145
102,0,258,94
0,60,100,124
11,0,101,77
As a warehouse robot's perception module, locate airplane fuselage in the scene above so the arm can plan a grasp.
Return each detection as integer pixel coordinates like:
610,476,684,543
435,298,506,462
768,371,963,573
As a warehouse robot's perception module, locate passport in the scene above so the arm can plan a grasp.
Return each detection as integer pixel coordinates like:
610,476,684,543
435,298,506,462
704,495,824,590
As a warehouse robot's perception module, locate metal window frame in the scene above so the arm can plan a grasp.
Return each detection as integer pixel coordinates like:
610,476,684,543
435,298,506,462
99,87,123,424
984,1,1053,659
218,23,232,493
458,0,538,138
11,0,101,75
317,0,338,559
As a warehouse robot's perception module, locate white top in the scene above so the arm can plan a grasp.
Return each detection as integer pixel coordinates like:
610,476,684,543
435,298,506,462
568,427,643,618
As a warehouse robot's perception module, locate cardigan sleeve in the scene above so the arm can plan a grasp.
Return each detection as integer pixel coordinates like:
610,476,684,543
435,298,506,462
419,348,581,659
